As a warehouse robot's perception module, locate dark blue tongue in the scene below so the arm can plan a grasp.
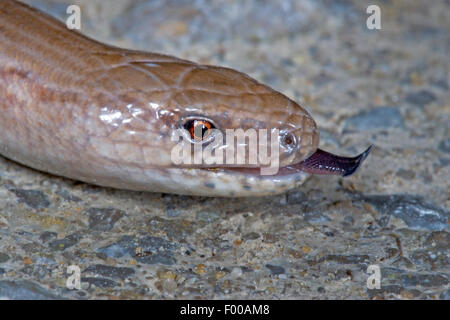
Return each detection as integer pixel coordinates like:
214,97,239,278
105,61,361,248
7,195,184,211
297,145,373,177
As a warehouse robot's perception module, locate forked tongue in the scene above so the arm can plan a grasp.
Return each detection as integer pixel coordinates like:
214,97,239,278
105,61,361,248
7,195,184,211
296,145,373,177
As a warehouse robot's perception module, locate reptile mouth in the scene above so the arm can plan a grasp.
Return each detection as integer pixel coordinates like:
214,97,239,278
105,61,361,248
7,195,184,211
210,145,373,177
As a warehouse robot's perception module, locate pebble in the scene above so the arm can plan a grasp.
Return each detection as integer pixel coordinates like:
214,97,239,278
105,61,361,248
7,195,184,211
401,273,448,288
81,277,117,289
439,139,450,153
48,233,81,251
231,267,243,277
265,264,285,275
99,235,177,265
21,264,49,279
286,190,307,205
146,216,195,240
56,189,82,202
196,211,221,223
0,253,10,263
343,106,404,132
0,280,62,299
87,207,125,231
361,194,449,231
83,264,135,280
424,231,450,248
7,187,50,209
440,289,450,300
302,210,330,223
166,205,181,217
410,249,448,270
243,232,260,241
404,90,437,107
39,231,57,243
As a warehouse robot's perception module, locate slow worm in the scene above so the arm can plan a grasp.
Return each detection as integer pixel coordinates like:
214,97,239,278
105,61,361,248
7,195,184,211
0,0,372,197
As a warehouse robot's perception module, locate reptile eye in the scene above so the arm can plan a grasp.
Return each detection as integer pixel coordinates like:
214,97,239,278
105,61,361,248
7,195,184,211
184,119,215,141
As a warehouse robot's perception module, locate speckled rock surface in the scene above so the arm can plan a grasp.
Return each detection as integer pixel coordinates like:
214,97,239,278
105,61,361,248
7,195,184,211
0,0,448,299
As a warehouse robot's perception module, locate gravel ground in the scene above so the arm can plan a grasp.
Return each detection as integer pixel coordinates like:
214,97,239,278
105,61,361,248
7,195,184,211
0,0,448,299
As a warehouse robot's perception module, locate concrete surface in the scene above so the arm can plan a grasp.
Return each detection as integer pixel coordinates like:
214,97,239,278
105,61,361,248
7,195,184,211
0,0,448,299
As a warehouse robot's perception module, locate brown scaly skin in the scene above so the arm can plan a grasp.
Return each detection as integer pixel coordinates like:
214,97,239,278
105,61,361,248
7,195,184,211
0,0,370,197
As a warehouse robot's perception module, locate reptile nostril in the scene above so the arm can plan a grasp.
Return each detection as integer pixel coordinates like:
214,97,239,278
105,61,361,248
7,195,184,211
280,132,297,150
283,134,294,146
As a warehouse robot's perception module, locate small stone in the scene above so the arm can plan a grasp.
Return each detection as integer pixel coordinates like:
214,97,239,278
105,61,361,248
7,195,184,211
286,190,307,204
98,235,177,265
361,194,449,231
240,266,253,273
81,277,117,288
48,233,80,251
302,209,330,223
83,264,135,280
243,232,260,241
287,248,302,259
424,231,450,248
0,280,62,299
400,289,423,299
157,270,177,281
214,271,227,280
292,218,311,231
195,264,207,275
20,264,50,279
334,269,353,280
440,289,450,300
439,157,450,167
7,188,51,209
159,276,178,292
196,211,221,223
23,257,33,265
367,285,402,297
265,264,285,275
39,231,57,243
405,90,436,107
343,106,404,131
391,257,415,270
262,233,278,243
301,246,311,254
146,216,195,240
0,253,10,263
410,248,448,270
401,273,448,288
439,139,450,153
56,189,82,202
87,207,125,231
380,266,406,282
166,205,181,217
231,267,243,277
